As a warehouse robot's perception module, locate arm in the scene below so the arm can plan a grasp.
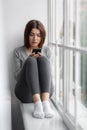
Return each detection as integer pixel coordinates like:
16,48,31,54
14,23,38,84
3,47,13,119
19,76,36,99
42,45,53,61
13,48,22,81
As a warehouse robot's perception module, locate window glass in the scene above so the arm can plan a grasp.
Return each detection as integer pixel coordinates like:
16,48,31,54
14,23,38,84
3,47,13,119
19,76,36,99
69,0,76,46
79,0,87,47
57,0,64,44
66,50,75,119
77,52,87,129
58,48,64,105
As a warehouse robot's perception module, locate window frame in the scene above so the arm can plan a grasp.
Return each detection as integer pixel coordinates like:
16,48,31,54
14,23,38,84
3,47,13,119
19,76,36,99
48,0,87,130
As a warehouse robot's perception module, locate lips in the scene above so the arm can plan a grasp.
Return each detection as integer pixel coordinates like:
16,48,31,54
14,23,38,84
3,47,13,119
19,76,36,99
32,42,37,44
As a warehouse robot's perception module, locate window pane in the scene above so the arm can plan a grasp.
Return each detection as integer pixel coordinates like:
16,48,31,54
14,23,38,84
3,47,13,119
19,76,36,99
69,0,76,45
66,50,87,127
77,52,87,129
79,0,87,47
66,50,75,119
50,44,56,98
50,44,64,106
58,48,64,105
57,0,64,43
69,0,87,48
51,46,64,106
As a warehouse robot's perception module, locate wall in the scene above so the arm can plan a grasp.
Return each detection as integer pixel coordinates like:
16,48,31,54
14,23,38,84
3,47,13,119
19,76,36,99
0,0,48,130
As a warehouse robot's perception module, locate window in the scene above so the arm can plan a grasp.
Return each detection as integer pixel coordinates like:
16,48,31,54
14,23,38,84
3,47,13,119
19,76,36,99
48,0,87,130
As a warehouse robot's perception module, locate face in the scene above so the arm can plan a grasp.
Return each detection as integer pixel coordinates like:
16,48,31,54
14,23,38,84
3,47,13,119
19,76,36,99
29,28,41,48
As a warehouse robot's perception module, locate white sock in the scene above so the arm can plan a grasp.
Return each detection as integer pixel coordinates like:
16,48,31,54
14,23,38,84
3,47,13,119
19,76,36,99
32,101,44,119
42,100,54,118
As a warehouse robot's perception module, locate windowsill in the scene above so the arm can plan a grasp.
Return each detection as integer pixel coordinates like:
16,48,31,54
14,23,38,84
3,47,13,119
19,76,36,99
65,98,87,130
77,101,87,130
51,96,87,130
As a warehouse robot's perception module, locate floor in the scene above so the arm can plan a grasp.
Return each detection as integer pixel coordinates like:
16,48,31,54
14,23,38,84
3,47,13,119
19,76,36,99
0,96,11,130
20,101,69,130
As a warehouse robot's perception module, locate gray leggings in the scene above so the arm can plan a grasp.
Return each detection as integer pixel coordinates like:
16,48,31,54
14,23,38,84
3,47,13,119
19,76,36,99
15,56,52,103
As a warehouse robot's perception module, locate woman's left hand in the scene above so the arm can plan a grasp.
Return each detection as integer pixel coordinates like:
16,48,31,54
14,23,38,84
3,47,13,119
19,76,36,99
38,52,42,56
34,52,41,58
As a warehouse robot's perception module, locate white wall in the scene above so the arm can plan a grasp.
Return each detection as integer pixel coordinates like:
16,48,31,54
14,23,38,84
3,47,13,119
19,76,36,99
0,0,48,130
0,0,11,129
3,0,48,49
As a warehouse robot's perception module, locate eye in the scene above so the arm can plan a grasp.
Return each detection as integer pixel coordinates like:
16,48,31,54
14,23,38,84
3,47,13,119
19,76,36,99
29,33,34,37
37,34,41,37
29,33,41,37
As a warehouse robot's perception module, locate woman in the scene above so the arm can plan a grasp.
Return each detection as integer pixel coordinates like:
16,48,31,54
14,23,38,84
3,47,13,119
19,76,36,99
14,20,54,119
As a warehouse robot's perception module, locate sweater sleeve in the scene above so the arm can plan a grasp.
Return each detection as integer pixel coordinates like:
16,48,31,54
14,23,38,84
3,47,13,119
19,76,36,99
42,45,53,62
13,48,22,81
42,45,53,75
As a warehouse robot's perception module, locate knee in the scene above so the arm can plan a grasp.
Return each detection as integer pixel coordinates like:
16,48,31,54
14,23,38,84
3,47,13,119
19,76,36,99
37,56,50,65
24,56,36,66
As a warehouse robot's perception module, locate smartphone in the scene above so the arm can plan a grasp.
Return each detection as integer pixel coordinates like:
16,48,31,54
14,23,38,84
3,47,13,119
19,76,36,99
32,48,41,54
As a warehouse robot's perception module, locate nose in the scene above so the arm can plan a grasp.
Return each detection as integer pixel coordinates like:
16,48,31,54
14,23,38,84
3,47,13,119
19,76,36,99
33,35,37,40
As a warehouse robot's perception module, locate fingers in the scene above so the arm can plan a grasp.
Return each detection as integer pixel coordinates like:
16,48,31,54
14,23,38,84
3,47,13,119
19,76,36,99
29,52,41,58
34,54,40,58
38,52,42,56
29,52,35,56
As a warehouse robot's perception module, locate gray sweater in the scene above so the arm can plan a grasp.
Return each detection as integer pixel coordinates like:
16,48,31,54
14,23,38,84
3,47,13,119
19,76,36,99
14,45,52,81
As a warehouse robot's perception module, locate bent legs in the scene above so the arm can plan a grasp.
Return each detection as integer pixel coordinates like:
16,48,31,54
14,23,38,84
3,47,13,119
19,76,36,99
25,57,40,95
36,56,54,118
15,56,54,118
22,57,44,118
31,56,51,103
37,56,51,94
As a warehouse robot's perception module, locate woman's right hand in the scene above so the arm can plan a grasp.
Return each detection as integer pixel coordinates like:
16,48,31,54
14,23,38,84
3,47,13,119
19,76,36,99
29,52,35,57
29,52,41,58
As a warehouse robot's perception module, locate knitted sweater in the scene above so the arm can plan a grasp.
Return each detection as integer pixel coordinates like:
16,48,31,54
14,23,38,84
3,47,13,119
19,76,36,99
13,45,52,81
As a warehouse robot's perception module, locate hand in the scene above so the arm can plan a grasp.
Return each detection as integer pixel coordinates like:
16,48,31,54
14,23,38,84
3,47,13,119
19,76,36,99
29,52,41,58
29,52,35,57
38,52,42,56
33,53,41,58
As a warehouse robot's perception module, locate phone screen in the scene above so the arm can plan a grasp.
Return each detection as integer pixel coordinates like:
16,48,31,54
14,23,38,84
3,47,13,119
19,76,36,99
32,48,41,54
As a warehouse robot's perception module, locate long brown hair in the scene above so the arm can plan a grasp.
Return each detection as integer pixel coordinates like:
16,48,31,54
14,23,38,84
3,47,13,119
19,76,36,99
24,20,46,48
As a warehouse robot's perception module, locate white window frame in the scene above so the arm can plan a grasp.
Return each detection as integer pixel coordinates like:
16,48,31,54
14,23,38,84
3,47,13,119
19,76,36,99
48,0,87,130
